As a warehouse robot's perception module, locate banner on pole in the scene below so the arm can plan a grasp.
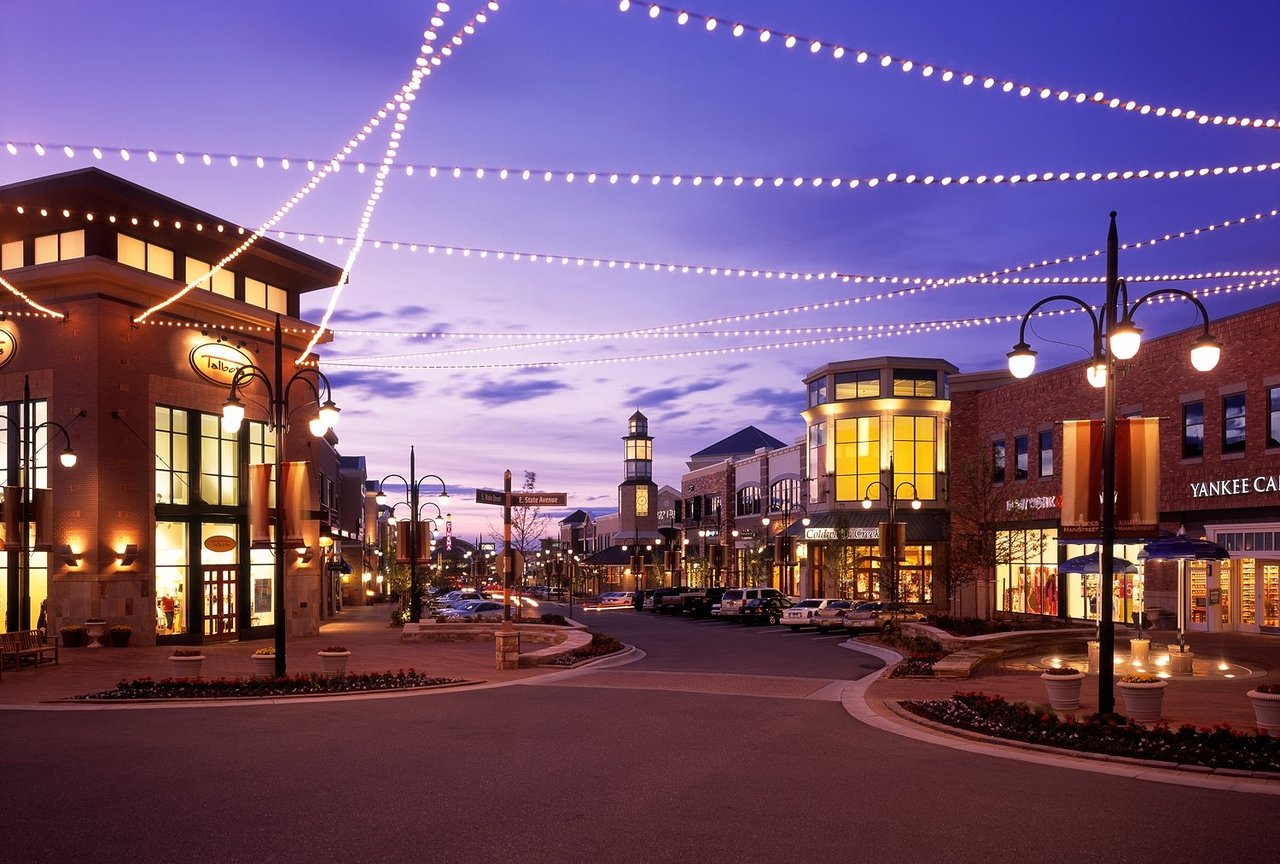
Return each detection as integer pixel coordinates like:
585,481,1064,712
1060,418,1159,540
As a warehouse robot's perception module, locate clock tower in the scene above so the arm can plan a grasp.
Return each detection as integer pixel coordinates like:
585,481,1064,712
619,411,658,538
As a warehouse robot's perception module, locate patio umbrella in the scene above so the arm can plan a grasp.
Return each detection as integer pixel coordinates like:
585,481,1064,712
1059,554,1138,574
1138,532,1230,647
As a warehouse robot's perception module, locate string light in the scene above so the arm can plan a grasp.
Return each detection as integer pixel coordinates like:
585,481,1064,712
616,2,1280,131
0,274,65,317
7,138,1278,193
299,1,505,363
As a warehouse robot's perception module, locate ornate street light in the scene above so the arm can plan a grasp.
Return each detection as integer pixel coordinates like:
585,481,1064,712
375,447,448,624
861,461,921,605
220,317,340,676
1008,212,1220,715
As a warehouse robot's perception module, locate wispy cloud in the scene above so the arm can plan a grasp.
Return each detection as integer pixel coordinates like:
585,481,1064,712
625,377,723,408
461,375,572,407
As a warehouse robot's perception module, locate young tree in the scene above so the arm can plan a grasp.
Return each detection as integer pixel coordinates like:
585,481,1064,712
821,508,873,599
947,448,1035,615
487,471,553,582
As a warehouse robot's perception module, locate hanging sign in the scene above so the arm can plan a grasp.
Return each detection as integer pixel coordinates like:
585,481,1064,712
204,535,237,552
190,341,252,385
0,328,16,369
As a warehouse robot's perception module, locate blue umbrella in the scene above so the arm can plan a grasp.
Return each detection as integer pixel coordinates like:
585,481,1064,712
1138,533,1229,647
1059,554,1138,574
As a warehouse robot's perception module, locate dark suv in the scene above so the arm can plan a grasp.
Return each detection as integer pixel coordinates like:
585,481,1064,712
739,595,794,626
682,587,728,618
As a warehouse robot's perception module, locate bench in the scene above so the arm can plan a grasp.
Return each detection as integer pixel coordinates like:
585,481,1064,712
0,629,59,671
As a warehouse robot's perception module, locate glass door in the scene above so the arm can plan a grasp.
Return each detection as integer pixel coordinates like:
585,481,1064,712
1260,562,1280,629
202,566,237,640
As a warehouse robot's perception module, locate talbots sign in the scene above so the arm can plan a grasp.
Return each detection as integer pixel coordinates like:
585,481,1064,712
190,342,251,385
0,327,16,369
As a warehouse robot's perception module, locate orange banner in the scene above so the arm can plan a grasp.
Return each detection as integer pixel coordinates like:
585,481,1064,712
1060,420,1103,540
280,461,315,548
248,464,272,548
1116,417,1160,538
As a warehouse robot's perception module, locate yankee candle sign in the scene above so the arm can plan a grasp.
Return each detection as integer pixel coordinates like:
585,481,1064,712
1190,475,1280,498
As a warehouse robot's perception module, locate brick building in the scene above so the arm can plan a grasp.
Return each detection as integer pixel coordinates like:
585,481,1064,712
951,300,1280,634
0,168,363,645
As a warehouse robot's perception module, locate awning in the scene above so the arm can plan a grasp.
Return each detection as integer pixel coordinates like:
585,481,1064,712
1138,536,1230,561
1059,554,1138,574
583,546,634,566
788,509,949,543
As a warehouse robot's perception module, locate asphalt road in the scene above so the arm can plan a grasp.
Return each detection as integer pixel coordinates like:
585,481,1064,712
5,608,1274,864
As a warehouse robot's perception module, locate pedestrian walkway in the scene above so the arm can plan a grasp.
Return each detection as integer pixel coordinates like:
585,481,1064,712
0,604,555,706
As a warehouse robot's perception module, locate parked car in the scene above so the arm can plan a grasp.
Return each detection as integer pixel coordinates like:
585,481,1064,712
646,587,685,612
843,601,928,631
811,600,857,632
595,591,634,607
436,600,504,622
779,598,845,631
430,589,488,611
545,587,569,601
739,595,795,626
719,588,785,620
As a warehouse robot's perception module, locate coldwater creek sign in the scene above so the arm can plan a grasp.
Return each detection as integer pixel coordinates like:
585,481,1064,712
1190,475,1280,499
190,342,252,385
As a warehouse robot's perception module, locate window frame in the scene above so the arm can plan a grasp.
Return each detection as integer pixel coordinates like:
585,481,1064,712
1222,392,1246,455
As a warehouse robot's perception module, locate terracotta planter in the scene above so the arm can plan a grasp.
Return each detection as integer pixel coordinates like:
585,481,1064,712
1246,689,1280,734
251,654,277,678
1040,671,1085,711
168,655,205,679
318,650,350,677
1117,679,1167,722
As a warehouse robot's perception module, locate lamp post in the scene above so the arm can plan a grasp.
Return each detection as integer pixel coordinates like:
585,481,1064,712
375,447,448,624
861,460,921,606
4,375,81,632
1007,212,1221,715
221,317,340,677
762,504,810,594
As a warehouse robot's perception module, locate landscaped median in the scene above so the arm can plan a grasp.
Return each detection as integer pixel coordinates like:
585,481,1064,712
401,615,621,667
69,670,467,701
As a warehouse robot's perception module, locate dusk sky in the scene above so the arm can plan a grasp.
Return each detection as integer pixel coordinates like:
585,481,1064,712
3,1,1278,540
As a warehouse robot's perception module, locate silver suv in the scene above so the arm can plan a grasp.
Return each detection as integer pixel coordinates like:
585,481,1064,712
719,588,784,620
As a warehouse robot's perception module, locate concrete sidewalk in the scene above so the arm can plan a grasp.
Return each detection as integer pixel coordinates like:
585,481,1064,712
0,603,555,705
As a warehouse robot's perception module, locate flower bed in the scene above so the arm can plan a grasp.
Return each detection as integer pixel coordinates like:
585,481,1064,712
903,692,1280,773
545,631,623,666
73,669,463,701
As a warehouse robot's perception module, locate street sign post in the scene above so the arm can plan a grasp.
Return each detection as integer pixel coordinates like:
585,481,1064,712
475,478,568,630
512,492,567,507
475,489,505,506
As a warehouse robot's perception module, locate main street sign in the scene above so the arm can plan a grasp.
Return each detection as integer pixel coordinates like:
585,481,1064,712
475,489,506,505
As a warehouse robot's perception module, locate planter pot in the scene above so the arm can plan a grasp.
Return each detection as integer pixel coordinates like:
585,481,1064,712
1168,647,1194,676
60,628,86,648
108,628,132,648
251,654,277,678
1117,679,1167,722
318,650,350,677
1129,637,1150,666
168,655,205,679
1041,671,1086,711
84,619,107,649
1246,689,1280,734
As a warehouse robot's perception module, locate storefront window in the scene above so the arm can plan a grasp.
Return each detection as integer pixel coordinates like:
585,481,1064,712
897,545,933,604
155,521,189,635
1063,541,1144,623
251,547,274,628
1262,563,1279,628
834,417,879,502
996,528,1057,615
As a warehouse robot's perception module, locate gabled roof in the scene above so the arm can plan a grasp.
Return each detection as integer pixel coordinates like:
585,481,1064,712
690,426,787,459
559,509,592,526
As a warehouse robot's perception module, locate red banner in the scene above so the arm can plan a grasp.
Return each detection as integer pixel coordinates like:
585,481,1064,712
248,464,272,548
1060,418,1159,540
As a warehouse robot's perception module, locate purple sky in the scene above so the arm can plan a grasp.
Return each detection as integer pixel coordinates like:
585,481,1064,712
3,1,1278,540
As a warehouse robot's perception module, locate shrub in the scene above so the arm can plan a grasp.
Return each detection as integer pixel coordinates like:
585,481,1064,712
1043,666,1083,676
1256,683,1280,695
253,646,275,656
73,670,464,701
321,646,348,653
1119,673,1164,684
170,649,203,657
539,613,569,627
547,631,623,666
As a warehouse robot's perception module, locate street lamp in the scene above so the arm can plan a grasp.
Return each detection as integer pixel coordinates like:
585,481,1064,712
765,504,810,594
861,461,921,606
3,375,82,631
222,317,339,676
375,447,448,624
1008,212,1220,715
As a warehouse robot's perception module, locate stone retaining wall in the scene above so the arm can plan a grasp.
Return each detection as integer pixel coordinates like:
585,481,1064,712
896,624,1101,679
399,621,593,665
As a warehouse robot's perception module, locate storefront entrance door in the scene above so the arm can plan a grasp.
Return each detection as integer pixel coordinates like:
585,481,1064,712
203,566,237,641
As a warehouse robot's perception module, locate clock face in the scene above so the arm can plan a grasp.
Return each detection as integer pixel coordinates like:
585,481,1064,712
636,486,650,516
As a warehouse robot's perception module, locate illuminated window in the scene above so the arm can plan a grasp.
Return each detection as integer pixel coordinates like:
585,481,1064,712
992,440,1006,483
199,414,240,505
155,521,190,635
244,277,267,308
995,528,1058,615
154,406,190,505
892,369,937,397
33,230,84,265
834,369,879,400
1,240,23,270
1222,392,1245,454
246,420,275,506
834,417,880,502
117,233,174,278
892,415,936,500
624,439,652,461
267,284,288,314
